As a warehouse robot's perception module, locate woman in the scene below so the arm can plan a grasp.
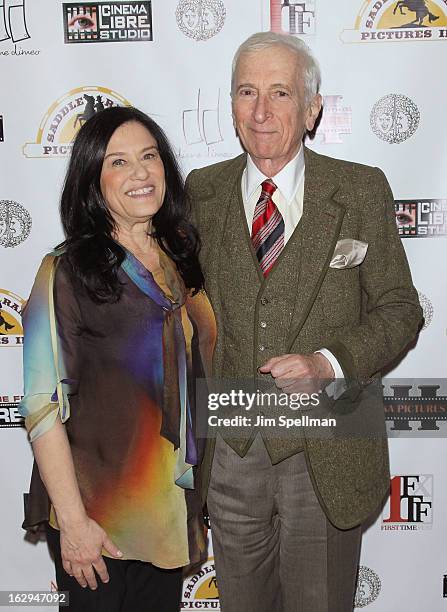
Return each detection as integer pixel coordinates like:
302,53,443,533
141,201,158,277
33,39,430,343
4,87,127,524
19,106,216,611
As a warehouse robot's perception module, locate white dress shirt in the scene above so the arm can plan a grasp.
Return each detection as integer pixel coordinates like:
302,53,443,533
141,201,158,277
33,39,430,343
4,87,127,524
241,146,345,390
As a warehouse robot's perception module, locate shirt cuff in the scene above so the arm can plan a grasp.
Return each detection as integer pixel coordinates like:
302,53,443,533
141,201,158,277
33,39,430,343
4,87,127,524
315,348,346,399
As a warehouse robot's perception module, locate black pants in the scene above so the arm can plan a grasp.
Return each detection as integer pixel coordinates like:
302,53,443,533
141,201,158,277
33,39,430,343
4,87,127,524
46,525,183,612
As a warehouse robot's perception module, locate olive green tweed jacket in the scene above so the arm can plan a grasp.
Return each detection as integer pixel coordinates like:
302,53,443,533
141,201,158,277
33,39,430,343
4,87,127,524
186,147,422,529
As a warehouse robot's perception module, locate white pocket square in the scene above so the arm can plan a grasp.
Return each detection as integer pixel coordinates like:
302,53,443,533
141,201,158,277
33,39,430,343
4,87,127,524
329,239,368,269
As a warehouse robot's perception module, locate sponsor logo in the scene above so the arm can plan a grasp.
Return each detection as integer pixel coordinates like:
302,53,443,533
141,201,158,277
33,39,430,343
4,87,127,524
0,199,32,247
0,288,24,347
370,94,419,143
395,199,447,237
314,95,352,144
23,86,132,158
63,2,152,44
0,115,3,141
382,474,433,529
0,398,24,428
418,291,434,329
179,88,231,160
176,0,226,41
0,0,40,56
354,566,381,608
181,559,220,609
270,0,316,35
384,381,446,431
341,0,447,43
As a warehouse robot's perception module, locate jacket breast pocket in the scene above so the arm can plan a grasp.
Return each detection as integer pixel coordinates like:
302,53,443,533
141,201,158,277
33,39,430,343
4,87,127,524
317,267,361,327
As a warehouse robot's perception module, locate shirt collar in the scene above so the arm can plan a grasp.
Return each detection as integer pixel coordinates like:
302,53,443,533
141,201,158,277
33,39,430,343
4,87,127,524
244,144,305,203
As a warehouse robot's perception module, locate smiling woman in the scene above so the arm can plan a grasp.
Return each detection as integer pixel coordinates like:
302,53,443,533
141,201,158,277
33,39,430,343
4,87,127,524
19,107,216,612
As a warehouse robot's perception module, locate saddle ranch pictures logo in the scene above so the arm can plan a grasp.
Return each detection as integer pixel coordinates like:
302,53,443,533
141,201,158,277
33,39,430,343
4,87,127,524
341,0,447,42
0,289,24,347
181,560,220,609
23,86,132,158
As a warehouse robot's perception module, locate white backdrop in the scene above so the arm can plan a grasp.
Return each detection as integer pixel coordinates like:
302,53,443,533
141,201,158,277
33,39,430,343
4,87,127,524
1,0,446,609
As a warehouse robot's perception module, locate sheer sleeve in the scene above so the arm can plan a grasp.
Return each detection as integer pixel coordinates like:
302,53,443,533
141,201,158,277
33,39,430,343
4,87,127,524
19,255,82,441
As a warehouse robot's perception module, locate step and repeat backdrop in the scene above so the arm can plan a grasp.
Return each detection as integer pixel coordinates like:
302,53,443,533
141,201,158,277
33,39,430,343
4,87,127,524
1,0,446,610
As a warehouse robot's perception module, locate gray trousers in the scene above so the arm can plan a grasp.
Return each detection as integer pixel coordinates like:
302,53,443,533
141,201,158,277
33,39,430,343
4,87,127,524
207,435,361,612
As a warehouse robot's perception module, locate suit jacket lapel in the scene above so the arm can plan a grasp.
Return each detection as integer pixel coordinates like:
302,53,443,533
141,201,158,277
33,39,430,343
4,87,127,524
286,148,346,350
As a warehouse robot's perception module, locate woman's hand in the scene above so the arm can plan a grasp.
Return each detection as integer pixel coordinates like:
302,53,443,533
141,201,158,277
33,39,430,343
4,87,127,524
60,516,123,590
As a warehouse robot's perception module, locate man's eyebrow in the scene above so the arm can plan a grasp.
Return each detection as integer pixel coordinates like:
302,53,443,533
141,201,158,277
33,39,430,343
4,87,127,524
236,82,256,89
271,82,291,88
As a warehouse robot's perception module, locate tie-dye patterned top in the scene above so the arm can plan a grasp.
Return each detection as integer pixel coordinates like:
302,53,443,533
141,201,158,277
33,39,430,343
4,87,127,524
19,247,216,569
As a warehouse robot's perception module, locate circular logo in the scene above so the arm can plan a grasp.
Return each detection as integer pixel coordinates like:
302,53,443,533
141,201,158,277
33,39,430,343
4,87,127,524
176,0,226,41
0,200,32,248
418,291,434,330
23,86,132,158
182,560,220,608
354,566,381,608
370,94,420,144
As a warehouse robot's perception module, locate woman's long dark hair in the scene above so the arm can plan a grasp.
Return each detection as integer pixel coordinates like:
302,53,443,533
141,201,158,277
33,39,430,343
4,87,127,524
58,106,204,302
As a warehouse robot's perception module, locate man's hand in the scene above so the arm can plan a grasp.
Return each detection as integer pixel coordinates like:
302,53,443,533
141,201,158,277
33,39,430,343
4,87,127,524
59,516,123,590
259,353,335,394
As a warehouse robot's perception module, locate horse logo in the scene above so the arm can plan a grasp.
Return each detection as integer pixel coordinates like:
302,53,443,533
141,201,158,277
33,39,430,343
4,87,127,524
73,94,106,129
393,0,439,26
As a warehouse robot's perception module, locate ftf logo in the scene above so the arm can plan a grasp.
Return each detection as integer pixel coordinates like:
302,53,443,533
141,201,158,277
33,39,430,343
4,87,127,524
270,0,315,35
382,475,433,530
314,95,352,144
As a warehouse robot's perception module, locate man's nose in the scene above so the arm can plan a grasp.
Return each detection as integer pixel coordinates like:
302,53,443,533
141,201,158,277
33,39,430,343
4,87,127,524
253,94,272,123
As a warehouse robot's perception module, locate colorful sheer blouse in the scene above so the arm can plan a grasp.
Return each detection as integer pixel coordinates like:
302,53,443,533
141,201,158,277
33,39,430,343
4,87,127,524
19,247,216,569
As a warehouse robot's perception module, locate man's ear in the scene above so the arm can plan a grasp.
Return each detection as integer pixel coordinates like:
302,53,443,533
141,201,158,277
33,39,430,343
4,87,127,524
305,93,323,132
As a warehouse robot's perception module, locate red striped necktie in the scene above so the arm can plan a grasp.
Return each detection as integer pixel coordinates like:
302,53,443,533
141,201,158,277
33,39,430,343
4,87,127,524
251,179,285,277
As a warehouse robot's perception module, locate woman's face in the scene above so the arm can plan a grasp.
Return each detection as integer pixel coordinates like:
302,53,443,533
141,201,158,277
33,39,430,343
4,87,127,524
100,121,166,230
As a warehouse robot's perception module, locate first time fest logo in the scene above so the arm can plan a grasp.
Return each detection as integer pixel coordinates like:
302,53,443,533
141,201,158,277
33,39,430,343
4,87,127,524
63,1,153,43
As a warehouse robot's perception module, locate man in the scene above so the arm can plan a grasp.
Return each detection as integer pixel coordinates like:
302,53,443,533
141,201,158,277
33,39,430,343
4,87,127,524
186,32,422,612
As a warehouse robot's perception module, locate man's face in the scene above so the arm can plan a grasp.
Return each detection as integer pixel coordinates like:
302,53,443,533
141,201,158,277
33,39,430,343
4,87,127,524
232,45,321,175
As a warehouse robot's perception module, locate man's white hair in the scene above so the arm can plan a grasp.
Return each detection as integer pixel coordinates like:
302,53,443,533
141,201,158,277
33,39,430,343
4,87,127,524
231,31,321,104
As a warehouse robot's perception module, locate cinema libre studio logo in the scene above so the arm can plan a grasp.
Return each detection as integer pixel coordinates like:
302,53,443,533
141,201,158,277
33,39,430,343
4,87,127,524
63,2,153,43
23,86,132,158
382,474,433,531
341,0,447,43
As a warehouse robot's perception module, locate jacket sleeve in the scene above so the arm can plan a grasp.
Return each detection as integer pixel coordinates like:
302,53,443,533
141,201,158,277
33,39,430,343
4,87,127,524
325,168,423,385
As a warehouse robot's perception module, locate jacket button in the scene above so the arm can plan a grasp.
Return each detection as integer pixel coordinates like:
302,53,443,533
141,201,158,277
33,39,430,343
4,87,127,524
260,297,269,305
260,321,267,328
259,344,266,352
